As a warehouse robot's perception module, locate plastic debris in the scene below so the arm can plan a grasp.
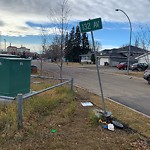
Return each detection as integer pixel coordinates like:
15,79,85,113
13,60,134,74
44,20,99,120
99,119,107,124
93,109,103,118
50,129,57,133
81,102,93,106
108,123,114,131
33,82,41,84
111,120,124,129
103,125,108,129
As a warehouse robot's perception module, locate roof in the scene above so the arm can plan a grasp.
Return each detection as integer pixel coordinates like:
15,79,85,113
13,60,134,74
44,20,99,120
99,45,148,61
99,51,127,58
79,51,93,57
117,45,147,53
7,46,17,49
100,45,148,56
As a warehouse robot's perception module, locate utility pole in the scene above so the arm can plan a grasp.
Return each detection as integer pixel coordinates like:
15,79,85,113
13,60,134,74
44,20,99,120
4,39,6,51
115,9,132,75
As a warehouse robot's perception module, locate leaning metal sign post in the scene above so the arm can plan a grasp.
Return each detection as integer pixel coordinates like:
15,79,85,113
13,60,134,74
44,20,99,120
80,18,111,117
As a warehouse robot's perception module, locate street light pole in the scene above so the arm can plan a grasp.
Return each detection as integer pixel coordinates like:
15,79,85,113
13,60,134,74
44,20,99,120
115,9,132,75
4,39,6,51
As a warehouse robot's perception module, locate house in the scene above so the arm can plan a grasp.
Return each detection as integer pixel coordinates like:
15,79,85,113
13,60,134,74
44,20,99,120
80,52,93,64
17,46,30,53
97,51,127,66
7,46,17,53
98,46,147,66
135,52,150,64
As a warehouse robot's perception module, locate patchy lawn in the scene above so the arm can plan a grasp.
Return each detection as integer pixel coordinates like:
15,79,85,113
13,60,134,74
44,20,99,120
0,78,150,150
114,71,144,78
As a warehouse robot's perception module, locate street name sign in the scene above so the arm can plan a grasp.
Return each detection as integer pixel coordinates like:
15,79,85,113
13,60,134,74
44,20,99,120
79,18,102,33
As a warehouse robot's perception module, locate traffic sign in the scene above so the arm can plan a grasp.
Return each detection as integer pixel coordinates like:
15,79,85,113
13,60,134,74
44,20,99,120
79,18,102,33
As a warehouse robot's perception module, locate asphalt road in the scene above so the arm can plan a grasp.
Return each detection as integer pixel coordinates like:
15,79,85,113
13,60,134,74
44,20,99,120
33,60,150,117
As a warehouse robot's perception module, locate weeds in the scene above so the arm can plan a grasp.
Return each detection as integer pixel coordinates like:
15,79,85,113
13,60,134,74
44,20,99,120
0,78,72,132
0,102,17,131
88,110,99,126
63,101,76,118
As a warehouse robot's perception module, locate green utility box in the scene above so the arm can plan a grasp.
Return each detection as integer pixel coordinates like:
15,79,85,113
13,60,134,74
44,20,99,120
0,58,31,97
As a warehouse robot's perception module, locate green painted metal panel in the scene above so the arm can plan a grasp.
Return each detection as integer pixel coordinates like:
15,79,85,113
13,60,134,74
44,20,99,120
0,58,31,97
79,18,102,33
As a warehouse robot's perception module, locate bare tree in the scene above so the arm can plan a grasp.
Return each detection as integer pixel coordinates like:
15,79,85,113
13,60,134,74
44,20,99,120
48,35,61,62
95,41,102,52
48,0,71,80
135,25,150,64
138,25,150,50
39,26,47,75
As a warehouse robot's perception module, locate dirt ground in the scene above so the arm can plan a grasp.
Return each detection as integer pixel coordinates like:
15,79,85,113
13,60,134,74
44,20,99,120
1,86,150,150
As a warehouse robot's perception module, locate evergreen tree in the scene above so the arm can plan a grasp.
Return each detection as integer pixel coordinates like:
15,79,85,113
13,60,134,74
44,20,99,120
64,25,91,62
73,25,81,62
67,27,75,62
75,25,81,47
81,33,90,54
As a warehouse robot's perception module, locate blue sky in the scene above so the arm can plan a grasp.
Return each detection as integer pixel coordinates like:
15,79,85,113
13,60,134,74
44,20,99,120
0,0,150,53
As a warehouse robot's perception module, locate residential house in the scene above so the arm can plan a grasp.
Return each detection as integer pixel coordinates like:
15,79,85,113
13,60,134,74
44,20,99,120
135,52,150,65
98,46,147,66
7,46,17,54
17,46,30,53
80,52,93,64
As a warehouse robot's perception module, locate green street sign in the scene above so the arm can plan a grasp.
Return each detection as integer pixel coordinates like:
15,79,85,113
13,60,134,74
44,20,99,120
79,18,102,33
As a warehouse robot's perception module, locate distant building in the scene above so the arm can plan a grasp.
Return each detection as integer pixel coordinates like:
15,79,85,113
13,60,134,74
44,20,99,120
7,45,30,54
5,45,38,59
97,46,147,66
80,52,93,64
17,46,30,53
7,46,17,54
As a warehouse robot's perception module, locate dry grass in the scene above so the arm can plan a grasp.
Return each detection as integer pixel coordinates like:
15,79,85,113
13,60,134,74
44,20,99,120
115,71,144,78
76,88,150,138
0,78,149,149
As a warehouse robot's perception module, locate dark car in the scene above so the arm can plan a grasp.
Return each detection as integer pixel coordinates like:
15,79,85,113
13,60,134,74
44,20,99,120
116,62,127,70
143,68,150,84
130,63,148,71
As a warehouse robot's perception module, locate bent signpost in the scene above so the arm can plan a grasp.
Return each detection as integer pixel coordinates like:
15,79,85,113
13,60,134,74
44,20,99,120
79,18,111,117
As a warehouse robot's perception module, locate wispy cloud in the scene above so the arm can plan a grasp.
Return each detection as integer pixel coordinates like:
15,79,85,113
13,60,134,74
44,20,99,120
0,0,149,37
0,0,149,52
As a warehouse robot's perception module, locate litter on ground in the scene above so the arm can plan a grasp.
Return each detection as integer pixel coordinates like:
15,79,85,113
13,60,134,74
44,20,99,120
81,102,93,106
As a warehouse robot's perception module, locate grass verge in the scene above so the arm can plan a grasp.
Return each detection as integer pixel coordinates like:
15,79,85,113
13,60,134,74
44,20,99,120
0,78,149,149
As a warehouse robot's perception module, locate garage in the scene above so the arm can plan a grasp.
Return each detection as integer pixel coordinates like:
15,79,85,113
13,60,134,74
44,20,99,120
98,57,109,66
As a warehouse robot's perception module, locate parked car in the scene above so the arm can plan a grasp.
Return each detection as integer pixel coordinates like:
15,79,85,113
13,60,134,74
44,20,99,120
143,67,150,84
116,62,127,70
130,63,148,71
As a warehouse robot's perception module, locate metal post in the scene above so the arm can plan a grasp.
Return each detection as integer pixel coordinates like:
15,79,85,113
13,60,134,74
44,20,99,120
71,78,74,95
115,9,132,75
91,31,107,114
17,93,23,129
4,39,6,51
40,54,43,76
